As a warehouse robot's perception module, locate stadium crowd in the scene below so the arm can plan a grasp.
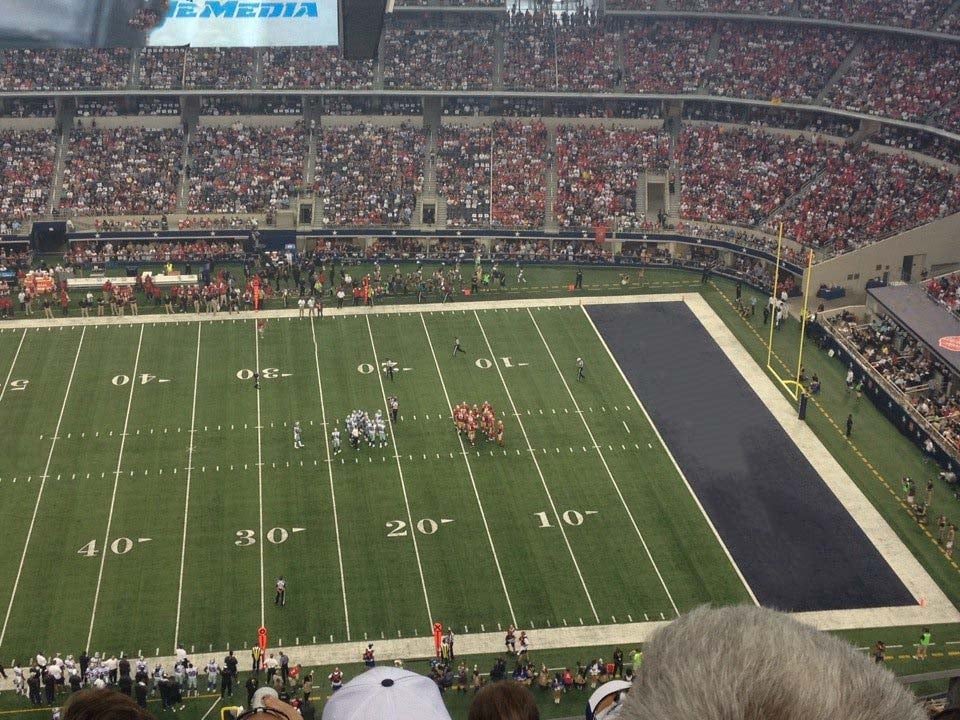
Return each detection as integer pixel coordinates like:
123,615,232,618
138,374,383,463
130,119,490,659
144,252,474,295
707,24,854,102
0,129,57,228
833,310,960,454
927,273,960,312
65,240,244,265
0,49,130,91
382,27,494,91
261,47,374,89
187,124,305,215
314,123,425,226
503,9,618,92
60,127,183,216
555,125,670,228
624,21,714,93
437,124,491,227
773,146,960,251
677,125,828,228
490,120,548,229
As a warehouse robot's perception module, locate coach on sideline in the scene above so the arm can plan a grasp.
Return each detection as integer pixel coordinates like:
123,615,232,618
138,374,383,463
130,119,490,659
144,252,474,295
620,605,924,720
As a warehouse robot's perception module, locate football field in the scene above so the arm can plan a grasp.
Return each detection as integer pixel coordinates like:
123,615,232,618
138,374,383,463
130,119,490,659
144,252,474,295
0,296,760,661
0,293,954,668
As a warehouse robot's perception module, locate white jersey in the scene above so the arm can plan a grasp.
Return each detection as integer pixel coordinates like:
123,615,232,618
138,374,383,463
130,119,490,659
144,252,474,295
294,425,302,440
332,429,341,446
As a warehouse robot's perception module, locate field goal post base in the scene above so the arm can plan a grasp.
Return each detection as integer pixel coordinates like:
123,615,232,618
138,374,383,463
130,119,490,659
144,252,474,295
766,224,816,408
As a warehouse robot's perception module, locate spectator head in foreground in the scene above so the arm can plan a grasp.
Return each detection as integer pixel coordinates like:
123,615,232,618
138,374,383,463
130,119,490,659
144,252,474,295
62,688,155,720
469,680,539,720
621,605,924,720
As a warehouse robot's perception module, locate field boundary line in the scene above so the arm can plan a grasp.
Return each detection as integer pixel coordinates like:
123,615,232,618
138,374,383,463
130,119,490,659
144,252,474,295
174,321,203,650
473,310,600,623
254,321,266,626
364,315,434,628
418,312,518,628
0,329,27,405
0,294,692,330
579,304,759,606
527,308,680,617
0,327,86,649
310,316,350,641
87,324,145,650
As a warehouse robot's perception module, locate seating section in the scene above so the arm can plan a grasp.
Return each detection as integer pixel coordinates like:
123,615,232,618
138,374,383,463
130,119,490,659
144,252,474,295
60,127,183,216
314,123,425,226
262,48,374,89
187,124,305,214
677,125,828,228
828,37,960,122
0,129,57,225
0,49,130,90
707,24,854,102
798,0,952,29
608,0,791,11
382,28,494,90
927,274,960,312
624,21,714,93
437,125,491,227
183,49,256,89
490,120,548,229
556,126,670,228
504,13,618,92
773,147,960,250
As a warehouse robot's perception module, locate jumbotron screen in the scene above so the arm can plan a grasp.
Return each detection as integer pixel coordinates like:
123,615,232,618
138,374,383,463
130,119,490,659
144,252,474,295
148,0,340,47
0,0,341,48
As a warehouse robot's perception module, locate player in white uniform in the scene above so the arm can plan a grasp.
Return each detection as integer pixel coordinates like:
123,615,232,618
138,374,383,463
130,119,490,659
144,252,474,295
331,427,341,454
186,663,199,696
12,662,24,696
366,420,376,447
206,660,219,692
377,421,387,448
293,421,304,449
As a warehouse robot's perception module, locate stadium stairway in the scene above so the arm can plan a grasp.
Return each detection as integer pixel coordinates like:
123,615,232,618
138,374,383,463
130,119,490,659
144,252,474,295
544,124,559,233
494,31,504,91
129,49,142,90
253,48,265,89
761,161,832,230
176,125,193,213
48,122,71,215
699,30,723,94
304,123,318,187
816,40,864,104
615,33,626,94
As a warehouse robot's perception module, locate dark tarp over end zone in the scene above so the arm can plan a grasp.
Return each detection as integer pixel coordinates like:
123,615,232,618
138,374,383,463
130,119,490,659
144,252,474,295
587,302,915,613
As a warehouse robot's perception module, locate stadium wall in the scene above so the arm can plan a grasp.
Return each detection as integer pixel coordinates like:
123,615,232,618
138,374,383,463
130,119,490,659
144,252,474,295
807,212,960,300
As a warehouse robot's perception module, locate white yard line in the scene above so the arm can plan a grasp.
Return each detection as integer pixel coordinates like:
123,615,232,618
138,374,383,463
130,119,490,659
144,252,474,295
364,315,434,628
473,310,600,623
199,697,221,720
254,321,266,627
0,328,27,405
527,308,680,617
579,304,759,606
174,321,203,650
87,324,146,649
0,327,86,649
418,312,518,628
310,316,351,641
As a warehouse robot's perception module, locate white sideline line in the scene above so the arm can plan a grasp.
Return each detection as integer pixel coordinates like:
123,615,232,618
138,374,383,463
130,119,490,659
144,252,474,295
0,328,27,405
87,324,146,649
174,321,202,650
473,310,600,623
0,327,85,649
579,304,759,606
418,312,517,627
199,697,221,720
527,308,680,617
365,315,433,627
254,321,265,627
310,315,351,641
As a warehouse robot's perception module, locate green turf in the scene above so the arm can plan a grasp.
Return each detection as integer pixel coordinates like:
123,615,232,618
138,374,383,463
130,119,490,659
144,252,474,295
2,265,960,719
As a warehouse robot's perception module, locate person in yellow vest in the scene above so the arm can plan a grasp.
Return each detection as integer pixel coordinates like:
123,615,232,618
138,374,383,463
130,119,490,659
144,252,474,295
251,646,262,677
915,628,932,660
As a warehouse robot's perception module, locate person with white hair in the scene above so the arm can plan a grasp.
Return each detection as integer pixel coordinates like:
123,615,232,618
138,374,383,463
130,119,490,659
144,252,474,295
620,605,925,720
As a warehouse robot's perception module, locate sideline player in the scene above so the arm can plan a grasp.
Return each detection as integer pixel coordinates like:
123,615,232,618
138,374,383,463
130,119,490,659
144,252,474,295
576,357,585,382
293,422,304,449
